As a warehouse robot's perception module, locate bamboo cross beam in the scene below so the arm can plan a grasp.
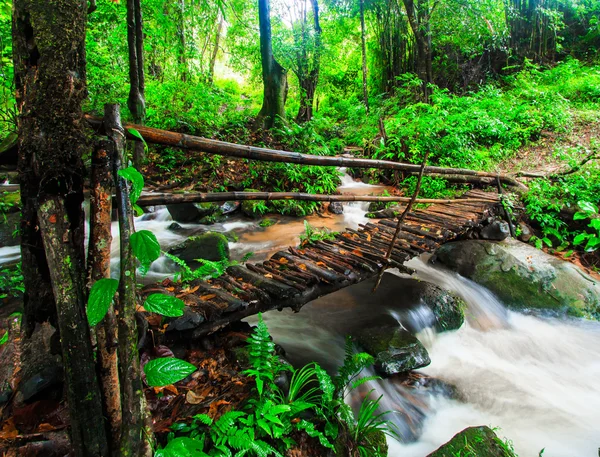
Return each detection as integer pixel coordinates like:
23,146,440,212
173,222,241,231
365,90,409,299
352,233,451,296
135,190,500,207
84,115,527,191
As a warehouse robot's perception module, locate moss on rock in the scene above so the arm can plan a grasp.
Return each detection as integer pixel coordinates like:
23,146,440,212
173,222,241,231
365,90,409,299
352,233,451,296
427,426,517,457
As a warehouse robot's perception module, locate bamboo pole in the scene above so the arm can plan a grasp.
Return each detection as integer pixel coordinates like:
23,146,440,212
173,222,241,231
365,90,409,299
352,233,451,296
136,191,498,207
84,115,527,191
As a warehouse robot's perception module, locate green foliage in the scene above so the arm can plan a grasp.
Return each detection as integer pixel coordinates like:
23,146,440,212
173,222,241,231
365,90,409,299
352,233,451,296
118,166,145,205
144,357,197,388
130,229,161,274
573,201,600,251
299,220,337,246
157,316,397,457
143,293,185,318
0,330,7,346
0,262,24,300
87,278,119,327
163,251,253,283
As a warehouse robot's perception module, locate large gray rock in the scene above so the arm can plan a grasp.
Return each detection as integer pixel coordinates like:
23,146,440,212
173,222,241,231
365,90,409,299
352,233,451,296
427,426,517,457
167,232,230,268
433,239,600,317
327,202,344,215
354,325,431,376
480,220,510,241
166,202,221,223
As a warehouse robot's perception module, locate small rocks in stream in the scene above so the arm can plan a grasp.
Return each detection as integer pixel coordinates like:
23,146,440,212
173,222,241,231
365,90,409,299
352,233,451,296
167,222,184,231
354,325,431,376
167,202,221,223
327,202,344,214
420,283,466,332
221,201,241,215
518,221,533,242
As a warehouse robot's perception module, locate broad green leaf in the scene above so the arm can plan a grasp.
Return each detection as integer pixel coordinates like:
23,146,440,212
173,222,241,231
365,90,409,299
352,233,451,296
578,201,598,214
0,331,8,346
127,128,148,151
542,237,552,247
143,294,185,317
589,219,600,230
87,278,119,327
585,237,600,252
157,437,207,457
573,232,590,246
117,167,144,204
144,357,196,387
574,211,589,220
131,230,161,271
133,203,144,217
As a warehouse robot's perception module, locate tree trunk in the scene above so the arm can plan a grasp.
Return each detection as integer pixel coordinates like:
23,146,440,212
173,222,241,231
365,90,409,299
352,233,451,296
296,0,322,123
208,15,223,85
177,0,188,82
12,1,109,455
402,0,432,102
105,105,153,457
257,0,287,128
360,0,370,112
127,0,146,167
88,140,121,452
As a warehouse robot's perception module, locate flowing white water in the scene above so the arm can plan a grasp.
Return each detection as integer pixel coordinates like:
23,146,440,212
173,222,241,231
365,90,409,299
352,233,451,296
252,258,600,457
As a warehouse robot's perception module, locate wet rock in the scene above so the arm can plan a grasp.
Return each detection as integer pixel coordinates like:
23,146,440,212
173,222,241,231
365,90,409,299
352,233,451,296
480,219,511,241
168,222,184,231
166,307,206,332
433,239,600,317
328,202,344,214
221,201,241,215
17,365,64,403
420,283,465,332
166,202,221,223
518,221,533,242
427,426,517,457
354,325,431,376
167,231,230,268
259,218,277,228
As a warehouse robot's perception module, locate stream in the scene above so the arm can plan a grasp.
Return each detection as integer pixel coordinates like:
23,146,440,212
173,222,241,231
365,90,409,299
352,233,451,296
2,172,600,456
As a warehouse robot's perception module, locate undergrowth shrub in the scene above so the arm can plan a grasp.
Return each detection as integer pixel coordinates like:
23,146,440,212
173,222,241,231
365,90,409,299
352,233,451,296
156,316,397,457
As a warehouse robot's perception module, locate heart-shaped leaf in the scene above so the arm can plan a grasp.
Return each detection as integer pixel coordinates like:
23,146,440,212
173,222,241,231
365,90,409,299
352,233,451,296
131,230,161,271
118,166,144,204
144,357,196,387
144,294,185,317
87,278,119,326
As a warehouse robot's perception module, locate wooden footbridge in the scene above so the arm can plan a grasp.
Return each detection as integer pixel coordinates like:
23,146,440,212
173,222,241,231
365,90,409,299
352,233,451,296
141,189,500,338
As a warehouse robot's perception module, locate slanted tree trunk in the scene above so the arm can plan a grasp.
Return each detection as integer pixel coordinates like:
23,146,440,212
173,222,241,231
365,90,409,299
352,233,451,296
359,0,369,112
257,0,288,128
208,14,223,85
296,0,322,123
127,0,146,167
12,1,108,455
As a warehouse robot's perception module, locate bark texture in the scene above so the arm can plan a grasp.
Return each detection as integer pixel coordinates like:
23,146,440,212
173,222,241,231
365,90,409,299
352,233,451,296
12,1,108,454
88,140,122,451
105,105,152,457
127,0,146,167
257,0,288,128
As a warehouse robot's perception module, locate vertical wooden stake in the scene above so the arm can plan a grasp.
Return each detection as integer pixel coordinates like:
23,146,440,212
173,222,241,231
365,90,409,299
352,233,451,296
105,104,152,456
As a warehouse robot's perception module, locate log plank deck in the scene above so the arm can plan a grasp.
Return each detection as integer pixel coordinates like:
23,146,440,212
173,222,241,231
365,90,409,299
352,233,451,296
141,190,500,337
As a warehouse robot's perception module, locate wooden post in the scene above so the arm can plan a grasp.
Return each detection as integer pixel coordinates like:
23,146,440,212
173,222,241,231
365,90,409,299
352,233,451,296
105,104,152,457
88,140,121,451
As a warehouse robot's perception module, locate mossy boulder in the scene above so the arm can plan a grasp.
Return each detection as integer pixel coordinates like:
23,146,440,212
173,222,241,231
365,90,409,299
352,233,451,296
166,202,221,223
427,426,517,457
167,232,230,268
421,283,465,332
433,239,600,317
354,325,430,376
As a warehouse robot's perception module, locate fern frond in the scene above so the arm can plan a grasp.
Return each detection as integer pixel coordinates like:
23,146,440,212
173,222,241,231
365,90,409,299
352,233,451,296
295,420,335,450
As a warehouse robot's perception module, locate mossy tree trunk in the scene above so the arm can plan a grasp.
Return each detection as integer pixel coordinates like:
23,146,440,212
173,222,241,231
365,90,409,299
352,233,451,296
12,0,109,455
402,0,434,103
127,0,146,167
257,0,288,129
